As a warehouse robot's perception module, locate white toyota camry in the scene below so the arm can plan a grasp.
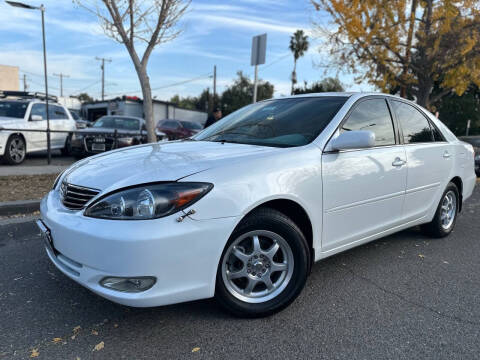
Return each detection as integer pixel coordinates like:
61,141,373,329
38,93,476,317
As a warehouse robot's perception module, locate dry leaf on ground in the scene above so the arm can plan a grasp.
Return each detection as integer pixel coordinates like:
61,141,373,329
93,341,104,351
30,348,39,358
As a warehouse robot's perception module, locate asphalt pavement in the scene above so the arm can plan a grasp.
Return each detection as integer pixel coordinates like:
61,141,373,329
1,186,479,359
0,151,75,177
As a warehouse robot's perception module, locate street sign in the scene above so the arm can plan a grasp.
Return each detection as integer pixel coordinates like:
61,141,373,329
251,33,267,66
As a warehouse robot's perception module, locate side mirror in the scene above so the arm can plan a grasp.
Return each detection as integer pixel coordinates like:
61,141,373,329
330,130,375,151
31,114,43,121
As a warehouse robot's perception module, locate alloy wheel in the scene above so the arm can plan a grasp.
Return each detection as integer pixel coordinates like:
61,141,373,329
221,230,294,303
9,138,26,163
440,190,456,230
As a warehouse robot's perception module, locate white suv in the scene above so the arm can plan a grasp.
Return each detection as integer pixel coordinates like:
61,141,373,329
0,92,77,164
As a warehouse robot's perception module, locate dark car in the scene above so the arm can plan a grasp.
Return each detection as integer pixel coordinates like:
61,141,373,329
71,115,167,158
155,119,203,140
460,136,480,176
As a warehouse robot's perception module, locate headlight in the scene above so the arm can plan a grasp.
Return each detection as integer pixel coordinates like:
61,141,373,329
84,182,212,220
72,133,84,140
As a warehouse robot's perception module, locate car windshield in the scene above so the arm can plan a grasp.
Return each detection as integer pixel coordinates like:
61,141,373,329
0,101,28,119
194,97,348,147
93,117,140,130
181,121,202,130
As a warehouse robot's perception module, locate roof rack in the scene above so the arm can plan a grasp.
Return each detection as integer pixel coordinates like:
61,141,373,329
0,90,58,102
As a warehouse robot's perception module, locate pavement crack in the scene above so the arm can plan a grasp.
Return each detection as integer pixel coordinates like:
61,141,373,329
346,268,480,327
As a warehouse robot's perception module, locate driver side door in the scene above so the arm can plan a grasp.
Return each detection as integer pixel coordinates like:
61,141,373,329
321,98,407,252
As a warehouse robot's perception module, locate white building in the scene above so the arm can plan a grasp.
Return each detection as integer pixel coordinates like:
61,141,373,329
81,96,208,125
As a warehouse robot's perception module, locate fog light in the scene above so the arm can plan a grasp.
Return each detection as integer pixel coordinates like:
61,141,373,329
100,276,156,293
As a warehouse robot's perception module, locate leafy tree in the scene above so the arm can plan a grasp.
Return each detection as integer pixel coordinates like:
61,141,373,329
435,84,480,135
293,77,344,94
76,92,94,103
312,0,480,109
75,0,189,142
221,71,274,115
170,89,220,113
289,30,309,95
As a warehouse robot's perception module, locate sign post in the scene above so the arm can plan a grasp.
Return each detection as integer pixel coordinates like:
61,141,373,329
251,33,267,103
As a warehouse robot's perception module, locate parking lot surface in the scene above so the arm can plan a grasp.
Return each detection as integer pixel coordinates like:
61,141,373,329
1,186,479,359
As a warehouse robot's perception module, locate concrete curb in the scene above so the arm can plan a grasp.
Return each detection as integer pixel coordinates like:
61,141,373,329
0,199,40,216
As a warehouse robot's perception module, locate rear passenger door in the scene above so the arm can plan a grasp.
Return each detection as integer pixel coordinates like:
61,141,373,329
389,100,452,222
322,98,407,251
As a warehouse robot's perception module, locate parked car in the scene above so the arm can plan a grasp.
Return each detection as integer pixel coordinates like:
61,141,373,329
70,115,168,157
38,93,476,317
156,119,203,140
0,91,76,164
69,110,89,129
459,136,480,176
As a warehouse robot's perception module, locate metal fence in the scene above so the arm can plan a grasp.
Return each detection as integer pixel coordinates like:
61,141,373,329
0,127,150,164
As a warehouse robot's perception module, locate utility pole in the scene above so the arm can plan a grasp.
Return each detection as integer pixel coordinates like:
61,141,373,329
95,57,112,101
23,74,28,91
53,72,69,97
213,65,217,109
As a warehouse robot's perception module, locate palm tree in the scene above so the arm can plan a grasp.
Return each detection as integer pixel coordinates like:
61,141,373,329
289,30,309,95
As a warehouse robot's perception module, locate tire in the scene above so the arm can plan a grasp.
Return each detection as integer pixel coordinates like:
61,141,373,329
215,208,309,318
421,182,459,238
61,134,72,156
4,135,26,165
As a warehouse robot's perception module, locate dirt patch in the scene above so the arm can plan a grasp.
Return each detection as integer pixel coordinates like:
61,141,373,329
0,174,59,202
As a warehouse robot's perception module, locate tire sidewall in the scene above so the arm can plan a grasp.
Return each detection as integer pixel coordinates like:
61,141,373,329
5,135,26,165
215,209,309,317
434,183,459,236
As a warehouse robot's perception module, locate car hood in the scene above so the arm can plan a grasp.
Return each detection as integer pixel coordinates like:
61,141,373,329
63,140,277,192
78,127,139,135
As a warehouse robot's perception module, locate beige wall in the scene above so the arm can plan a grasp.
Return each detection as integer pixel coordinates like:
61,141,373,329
0,65,19,91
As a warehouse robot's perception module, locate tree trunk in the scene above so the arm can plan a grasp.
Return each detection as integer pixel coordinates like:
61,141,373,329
136,66,156,143
291,60,297,95
416,80,432,109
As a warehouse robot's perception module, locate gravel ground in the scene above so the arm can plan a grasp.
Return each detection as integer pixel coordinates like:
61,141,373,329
0,174,58,202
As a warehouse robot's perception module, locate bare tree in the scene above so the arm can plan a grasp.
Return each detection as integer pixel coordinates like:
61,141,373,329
75,0,189,142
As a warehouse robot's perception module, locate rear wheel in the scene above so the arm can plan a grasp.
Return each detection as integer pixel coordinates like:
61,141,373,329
4,135,26,165
61,134,72,156
215,208,309,317
421,182,459,238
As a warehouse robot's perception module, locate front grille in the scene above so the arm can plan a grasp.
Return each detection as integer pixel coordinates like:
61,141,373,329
61,182,100,210
84,136,115,152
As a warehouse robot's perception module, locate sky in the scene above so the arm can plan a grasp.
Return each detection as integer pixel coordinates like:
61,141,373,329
0,0,373,102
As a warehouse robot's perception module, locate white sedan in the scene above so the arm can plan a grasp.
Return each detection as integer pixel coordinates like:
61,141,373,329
38,93,476,317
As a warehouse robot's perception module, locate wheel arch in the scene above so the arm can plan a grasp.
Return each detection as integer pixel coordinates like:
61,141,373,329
241,198,315,271
450,176,463,212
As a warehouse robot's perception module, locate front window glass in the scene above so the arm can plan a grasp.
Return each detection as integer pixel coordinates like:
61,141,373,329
391,101,434,143
30,103,47,119
0,101,28,119
93,116,140,130
194,97,348,147
341,99,395,146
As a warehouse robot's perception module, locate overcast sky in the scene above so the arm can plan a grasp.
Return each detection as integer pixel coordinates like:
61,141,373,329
0,0,373,101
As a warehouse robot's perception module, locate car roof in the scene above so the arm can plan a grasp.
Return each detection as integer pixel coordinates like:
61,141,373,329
0,98,63,106
100,115,144,122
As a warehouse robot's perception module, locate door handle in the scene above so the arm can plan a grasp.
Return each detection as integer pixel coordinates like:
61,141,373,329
392,157,407,167
443,151,451,159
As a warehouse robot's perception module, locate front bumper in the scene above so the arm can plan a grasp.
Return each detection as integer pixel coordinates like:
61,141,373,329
39,190,238,307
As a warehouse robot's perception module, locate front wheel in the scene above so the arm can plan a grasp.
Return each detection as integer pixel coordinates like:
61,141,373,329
421,182,459,238
4,135,26,165
215,208,309,317
61,134,72,156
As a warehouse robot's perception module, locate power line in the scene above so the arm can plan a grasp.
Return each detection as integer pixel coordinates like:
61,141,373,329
107,73,213,97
